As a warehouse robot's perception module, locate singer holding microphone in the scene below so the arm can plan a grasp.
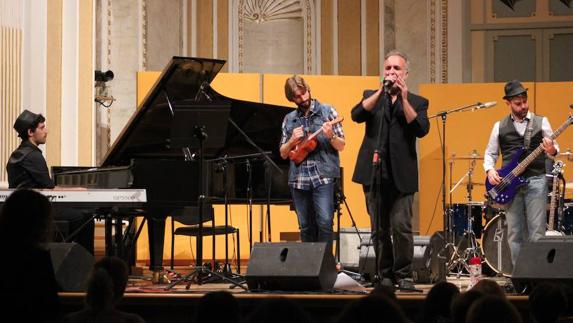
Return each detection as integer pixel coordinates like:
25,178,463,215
351,50,429,289
483,80,558,271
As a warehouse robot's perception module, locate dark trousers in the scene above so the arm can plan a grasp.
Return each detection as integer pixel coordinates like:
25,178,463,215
54,208,95,255
365,181,414,281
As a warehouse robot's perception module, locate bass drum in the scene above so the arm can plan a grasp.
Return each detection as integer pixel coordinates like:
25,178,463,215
481,213,513,276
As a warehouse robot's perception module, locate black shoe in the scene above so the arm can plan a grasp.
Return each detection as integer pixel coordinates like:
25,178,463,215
397,279,416,291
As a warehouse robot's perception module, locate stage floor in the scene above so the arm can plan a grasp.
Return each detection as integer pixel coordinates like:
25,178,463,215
59,269,531,323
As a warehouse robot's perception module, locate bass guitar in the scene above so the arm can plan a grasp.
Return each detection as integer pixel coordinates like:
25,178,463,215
546,160,564,236
485,115,573,205
288,116,344,165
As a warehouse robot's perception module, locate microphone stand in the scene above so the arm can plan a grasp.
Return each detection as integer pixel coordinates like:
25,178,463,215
428,102,487,273
369,88,390,286
226,118,283,247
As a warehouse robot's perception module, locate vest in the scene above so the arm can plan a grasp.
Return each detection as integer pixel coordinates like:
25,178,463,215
282,100,341,182
499,114,546,178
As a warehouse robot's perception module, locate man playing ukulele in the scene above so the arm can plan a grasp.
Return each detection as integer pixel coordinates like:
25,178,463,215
279,75,345,254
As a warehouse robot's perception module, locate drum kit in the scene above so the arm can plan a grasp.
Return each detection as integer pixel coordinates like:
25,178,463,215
442,149,573,277
443,150,511,276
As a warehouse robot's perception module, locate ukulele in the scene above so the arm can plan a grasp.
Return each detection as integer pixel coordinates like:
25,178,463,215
288,116,344,165
546,160,564,236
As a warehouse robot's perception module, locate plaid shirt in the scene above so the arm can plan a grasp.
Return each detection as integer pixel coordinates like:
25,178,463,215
280,100,344,190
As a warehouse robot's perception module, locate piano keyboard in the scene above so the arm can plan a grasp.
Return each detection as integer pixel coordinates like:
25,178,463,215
0,188,146,208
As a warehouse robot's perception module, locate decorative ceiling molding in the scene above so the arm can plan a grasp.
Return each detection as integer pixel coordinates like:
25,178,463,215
237,0,314,73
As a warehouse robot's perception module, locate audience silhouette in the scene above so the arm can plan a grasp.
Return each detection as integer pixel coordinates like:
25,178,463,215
529,282,568,323
471,278,506,298
0,189,61,322
419,281,459,323
63,256,145,323
450,290,485,323
244,298,312,323
336,294,410,323
195,291,239,323
466,295,522,323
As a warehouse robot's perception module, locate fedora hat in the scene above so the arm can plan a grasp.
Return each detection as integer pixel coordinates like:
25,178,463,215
13,109,41,135
503,80,528,100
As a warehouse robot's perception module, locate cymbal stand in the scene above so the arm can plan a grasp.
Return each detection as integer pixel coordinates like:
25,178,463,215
445,158,482,276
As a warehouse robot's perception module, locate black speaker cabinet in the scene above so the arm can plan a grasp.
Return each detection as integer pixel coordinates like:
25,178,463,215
246,242,337,291
48,242,94,292
512,238,573,292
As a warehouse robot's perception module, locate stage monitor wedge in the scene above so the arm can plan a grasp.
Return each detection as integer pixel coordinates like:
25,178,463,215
512,238,573,292
246,242,337,291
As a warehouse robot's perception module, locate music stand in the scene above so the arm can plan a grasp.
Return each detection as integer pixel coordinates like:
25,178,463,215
166,105,247,290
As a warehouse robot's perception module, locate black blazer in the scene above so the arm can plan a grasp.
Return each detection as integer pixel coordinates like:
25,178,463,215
351,90,430,193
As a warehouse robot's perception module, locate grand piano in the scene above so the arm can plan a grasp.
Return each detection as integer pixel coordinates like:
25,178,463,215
54,57,294,270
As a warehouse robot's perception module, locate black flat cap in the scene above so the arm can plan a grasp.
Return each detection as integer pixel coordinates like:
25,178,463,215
503,80,528,100
13,109,41,134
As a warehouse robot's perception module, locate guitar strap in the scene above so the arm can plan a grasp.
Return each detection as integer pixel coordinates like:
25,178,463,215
523,113,535,149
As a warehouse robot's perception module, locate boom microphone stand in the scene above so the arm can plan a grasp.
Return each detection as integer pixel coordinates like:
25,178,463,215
428,101,496,273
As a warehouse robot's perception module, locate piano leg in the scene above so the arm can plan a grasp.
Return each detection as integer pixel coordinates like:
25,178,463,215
147,209,167,271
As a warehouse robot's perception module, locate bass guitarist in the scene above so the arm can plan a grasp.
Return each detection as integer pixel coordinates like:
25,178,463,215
279,75,345,254
483,80,559,269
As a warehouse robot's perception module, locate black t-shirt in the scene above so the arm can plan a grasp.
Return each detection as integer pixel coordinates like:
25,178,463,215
6,140,55,189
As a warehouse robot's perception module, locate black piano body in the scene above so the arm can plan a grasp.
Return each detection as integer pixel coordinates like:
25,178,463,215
53,57,294,270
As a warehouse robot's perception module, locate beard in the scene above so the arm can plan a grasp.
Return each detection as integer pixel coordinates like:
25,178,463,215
297,99,311,110
388,85,400,96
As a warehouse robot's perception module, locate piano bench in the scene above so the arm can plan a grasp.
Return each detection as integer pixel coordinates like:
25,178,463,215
171,226,240,273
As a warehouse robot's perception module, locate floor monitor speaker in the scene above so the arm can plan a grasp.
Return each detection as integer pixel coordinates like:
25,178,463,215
246,242,337,291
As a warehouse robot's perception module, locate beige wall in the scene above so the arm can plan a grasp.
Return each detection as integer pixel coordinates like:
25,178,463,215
1,0,94,186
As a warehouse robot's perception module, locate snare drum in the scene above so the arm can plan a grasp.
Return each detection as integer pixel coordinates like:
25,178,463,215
451,202,484,238
481,213,513,276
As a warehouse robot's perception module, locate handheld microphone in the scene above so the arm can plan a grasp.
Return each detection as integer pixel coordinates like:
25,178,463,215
380,76,394,91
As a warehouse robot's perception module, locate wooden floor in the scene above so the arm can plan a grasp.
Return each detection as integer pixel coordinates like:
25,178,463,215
59,266,531,323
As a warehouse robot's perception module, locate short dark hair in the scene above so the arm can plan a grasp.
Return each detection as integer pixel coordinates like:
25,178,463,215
18,114,45,140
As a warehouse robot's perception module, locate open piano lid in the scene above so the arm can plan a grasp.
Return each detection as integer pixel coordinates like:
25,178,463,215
102,56,295,172
101,56,226,166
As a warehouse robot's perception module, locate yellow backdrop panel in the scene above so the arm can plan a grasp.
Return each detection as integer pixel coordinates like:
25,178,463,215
134,72,378,264
134,72,573,265
263,74,379,246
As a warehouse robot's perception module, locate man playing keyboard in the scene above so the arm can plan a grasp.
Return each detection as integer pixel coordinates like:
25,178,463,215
6,109,95,255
